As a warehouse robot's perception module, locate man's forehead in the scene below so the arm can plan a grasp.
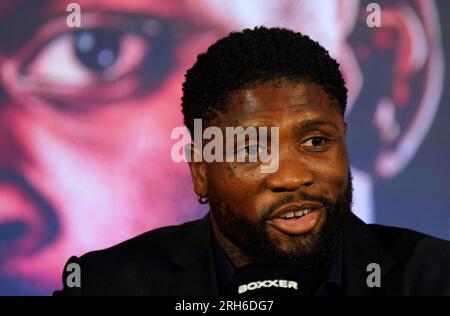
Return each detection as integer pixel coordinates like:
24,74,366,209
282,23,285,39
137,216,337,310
238,84,312,112
221,82,337,122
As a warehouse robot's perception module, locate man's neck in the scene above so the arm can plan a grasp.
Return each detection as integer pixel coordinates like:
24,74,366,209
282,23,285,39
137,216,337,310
210,214,251,268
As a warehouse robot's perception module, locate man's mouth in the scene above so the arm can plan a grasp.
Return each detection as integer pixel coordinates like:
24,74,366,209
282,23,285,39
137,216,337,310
267,202,325,235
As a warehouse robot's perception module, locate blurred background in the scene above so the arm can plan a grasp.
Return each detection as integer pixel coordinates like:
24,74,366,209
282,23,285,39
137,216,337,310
0,0,448,295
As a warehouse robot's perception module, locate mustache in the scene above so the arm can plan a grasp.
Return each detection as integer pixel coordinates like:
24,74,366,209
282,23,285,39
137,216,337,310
259,192,332,221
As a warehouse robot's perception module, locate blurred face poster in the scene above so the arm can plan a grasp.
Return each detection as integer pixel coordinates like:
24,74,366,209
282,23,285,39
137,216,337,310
0,0,448,295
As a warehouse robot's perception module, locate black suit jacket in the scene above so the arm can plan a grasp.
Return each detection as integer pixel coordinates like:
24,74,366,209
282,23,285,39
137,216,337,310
54,213,450,296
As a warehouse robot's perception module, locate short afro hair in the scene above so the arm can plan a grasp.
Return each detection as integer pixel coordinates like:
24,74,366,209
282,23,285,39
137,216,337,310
181,26,347,134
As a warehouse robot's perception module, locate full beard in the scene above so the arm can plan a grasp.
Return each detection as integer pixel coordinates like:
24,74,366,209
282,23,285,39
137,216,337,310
210,170,353,284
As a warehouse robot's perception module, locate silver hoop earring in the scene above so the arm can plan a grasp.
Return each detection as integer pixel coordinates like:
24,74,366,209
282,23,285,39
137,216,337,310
197,195,209,204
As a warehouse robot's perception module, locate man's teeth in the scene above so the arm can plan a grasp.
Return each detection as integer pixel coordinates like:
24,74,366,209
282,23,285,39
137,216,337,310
280,209,312,219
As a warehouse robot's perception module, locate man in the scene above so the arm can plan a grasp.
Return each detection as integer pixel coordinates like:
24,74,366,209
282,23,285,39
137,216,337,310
54,27,450,296
3,1,447,296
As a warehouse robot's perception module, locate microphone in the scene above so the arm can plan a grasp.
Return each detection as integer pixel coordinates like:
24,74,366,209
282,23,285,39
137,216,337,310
222,261,322,296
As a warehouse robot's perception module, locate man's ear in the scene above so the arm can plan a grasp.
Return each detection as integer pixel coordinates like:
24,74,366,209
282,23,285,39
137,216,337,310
185,143,208,196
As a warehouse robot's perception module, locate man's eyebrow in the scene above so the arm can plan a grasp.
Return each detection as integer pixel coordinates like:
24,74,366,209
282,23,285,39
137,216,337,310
294,119,340,133
0,0,196,56
224,119,340,132
0,0,52,54
226,120,274,129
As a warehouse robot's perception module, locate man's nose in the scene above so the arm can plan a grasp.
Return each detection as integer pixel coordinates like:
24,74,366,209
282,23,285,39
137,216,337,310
263,148,315,192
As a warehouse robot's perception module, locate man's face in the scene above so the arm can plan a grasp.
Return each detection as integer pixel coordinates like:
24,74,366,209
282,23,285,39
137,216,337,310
198,81,351,264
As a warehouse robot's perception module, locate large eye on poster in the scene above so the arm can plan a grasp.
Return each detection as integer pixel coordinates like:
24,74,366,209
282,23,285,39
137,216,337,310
0,0,448,296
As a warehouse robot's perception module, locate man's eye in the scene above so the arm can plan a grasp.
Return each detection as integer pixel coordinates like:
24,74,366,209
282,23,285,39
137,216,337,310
302,136,328,147
246,144,259,155
26,28,148,87
236,144,267,161
73,29,128,74
15,16,177,109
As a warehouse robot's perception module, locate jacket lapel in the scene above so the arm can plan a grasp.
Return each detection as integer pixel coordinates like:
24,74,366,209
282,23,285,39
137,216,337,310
342,213,396,295
169,213,220,295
